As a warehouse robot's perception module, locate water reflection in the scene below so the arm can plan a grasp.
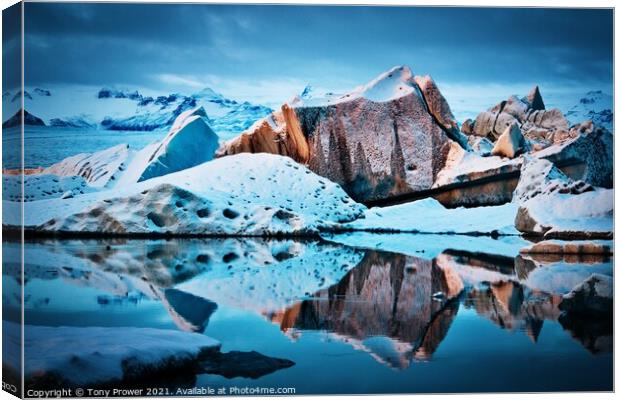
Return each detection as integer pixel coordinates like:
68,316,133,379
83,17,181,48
266,251,463,369
1,237,613,392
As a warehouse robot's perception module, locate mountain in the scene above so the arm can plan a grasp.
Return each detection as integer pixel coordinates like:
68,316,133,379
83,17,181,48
96,87,272,137
2,108,46,128
565,90,613,131
49,114,97,128
5,85,272,140
11,90,33,102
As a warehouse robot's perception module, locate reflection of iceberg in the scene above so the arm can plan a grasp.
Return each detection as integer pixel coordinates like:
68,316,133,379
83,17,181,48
17,239,223,333
435,251,517,288
464,281,561,342
519,254,612,295
177,240,364,312
18,238,364,329
439,250,613,351
267,251,463,369
559,312,613,355
161,289,217,333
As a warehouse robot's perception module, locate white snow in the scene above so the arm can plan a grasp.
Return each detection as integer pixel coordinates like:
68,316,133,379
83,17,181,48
564,90,613,130
113,142,159,186
433,142,521,188
345,197,519,235
520,189,613,237
5,153,365,235
169,106,209,132
43,143,132,188
512,157,572,202
15,322,220,385
4,174,97,202
291,65,420,107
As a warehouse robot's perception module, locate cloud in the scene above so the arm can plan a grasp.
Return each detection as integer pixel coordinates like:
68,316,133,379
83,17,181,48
20,2,612,107
154,74,207,90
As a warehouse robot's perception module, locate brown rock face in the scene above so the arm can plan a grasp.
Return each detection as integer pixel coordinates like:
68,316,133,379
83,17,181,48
460,118,475,135
491,123,526,158
414,75,470,148
302,93,452,201
218,66,457,202
216,105,309,164
466,86,570,148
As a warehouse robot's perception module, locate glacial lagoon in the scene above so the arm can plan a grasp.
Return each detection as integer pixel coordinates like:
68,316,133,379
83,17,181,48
3,126,167,170
3,237,613,394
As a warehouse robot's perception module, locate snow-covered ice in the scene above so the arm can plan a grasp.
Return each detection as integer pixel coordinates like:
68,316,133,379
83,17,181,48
6,154,365,235
517,189,613,238
43,143,132,188
290,65,421,107
564,90,613,131
2,85,273,141
117,108,219,184
15,322,220,386
4,174,97,202
344,197,519,235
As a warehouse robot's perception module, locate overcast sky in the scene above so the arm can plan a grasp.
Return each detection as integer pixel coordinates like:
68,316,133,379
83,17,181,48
4,3,614,106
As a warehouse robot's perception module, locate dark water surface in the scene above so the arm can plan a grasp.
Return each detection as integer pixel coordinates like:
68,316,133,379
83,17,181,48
3,126,165,169
2,237,613,394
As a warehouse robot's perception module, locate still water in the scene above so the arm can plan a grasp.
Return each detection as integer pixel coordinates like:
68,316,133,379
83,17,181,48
2,237,613,394
2,126,166,169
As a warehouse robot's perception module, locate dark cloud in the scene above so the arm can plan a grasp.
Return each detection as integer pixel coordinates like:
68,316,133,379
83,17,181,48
18,3,613,94
2,2,22,90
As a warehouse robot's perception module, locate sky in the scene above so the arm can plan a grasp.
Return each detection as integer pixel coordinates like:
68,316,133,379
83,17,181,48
3,3,614,110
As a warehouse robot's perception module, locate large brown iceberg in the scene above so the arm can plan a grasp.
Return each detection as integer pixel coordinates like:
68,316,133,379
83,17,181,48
218,66,464,203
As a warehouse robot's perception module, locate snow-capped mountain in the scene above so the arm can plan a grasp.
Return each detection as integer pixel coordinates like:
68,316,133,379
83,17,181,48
564,90,613,131
2,86,272,140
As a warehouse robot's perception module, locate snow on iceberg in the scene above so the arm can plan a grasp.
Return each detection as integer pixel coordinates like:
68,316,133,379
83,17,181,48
515,189,613,239
513,157,611,239
11,153,365,235
119,107,219,184
43,143,132,188
16,322,220,386
291,65,421,107
344,197,519,235
4,174,97,202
